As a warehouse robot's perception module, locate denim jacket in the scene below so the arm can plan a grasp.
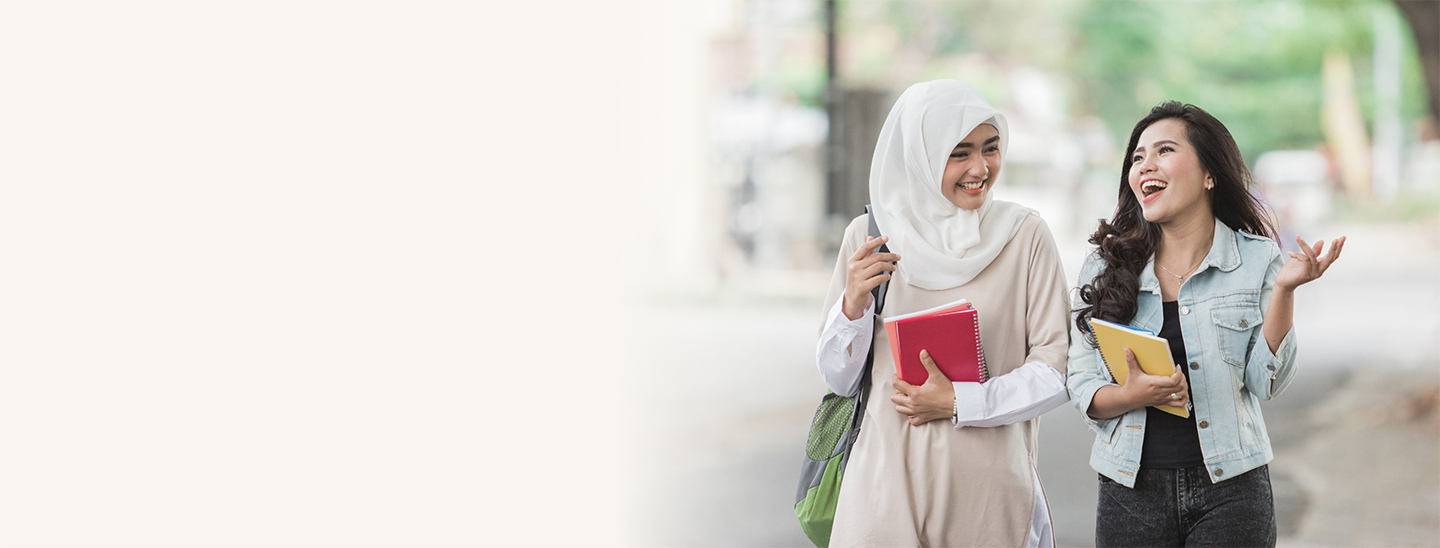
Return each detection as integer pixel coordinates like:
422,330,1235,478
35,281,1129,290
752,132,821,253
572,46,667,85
1066,219,1297,487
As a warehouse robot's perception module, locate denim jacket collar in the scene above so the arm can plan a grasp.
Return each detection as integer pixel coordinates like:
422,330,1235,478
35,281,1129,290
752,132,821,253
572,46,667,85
1137,218,1242,295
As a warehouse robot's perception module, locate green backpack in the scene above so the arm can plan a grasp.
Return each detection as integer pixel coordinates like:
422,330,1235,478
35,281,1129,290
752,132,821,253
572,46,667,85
795,206,889,547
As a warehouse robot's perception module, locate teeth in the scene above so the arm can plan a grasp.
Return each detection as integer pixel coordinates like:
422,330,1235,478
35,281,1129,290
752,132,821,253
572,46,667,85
960,181,984,190
1142,180,1169,195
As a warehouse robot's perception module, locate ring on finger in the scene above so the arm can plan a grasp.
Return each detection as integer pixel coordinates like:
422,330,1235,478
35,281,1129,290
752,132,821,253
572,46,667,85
1170,393,1180,401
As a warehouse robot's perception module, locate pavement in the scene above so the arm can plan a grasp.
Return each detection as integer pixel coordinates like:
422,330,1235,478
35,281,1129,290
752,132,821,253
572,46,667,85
623,221,1440,547
1271,368,1440,547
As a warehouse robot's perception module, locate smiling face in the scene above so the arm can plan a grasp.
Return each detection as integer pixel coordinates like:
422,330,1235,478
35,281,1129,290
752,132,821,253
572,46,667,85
941,123,1001,210
1127,118,1213,223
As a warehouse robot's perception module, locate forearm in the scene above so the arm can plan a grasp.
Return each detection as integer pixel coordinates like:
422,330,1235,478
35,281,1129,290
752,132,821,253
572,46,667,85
952,362,1068,427
816,298,874,396
1263,286,1294,355
1085,384,1137,420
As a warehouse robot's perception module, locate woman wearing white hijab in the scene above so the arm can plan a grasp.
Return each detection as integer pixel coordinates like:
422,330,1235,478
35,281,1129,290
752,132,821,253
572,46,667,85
815,80,1071,547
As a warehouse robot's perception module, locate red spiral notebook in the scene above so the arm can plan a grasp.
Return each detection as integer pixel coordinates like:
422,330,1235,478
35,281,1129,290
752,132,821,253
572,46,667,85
882,298,989,385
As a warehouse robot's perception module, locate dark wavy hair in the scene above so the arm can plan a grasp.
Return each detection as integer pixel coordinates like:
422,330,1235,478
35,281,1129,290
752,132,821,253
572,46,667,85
1074,101,1276,343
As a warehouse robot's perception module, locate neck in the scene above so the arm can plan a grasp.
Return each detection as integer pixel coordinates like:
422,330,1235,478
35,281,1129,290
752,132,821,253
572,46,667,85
1156,210,1215,269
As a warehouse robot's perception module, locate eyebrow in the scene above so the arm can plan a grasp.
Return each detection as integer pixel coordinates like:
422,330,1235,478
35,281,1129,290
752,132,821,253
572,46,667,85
954,136,1002,150
1133,139,1180,153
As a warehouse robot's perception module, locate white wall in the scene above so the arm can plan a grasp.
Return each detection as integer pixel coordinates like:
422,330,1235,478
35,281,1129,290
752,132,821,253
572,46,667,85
0,2,715,545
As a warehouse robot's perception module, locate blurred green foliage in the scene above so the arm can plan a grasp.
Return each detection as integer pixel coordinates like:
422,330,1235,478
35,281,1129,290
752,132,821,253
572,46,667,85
788,0,1434,158
1068,0,1428,159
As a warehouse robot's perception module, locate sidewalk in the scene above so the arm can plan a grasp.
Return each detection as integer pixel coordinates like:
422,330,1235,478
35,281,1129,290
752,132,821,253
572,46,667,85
1273,365,1440,547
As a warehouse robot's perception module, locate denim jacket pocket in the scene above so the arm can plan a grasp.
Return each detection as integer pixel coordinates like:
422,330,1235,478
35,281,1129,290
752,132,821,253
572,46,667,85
1211,305,1263,368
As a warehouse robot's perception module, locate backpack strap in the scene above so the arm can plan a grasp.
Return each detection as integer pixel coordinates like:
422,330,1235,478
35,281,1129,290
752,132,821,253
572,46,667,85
863,205,890,314
842,205,891,473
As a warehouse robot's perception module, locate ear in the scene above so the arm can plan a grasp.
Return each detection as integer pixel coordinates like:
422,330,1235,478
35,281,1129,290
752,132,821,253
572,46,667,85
1205,174,1214,190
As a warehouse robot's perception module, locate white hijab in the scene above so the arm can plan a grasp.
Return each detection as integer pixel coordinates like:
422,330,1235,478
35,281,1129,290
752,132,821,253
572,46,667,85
869,79,1030,291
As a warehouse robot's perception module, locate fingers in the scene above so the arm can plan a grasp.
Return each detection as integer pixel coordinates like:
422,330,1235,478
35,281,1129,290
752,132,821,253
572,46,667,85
1167,390,1190,408
919,349,948,383
1144,370,1183,392
1163,369,1185,390
850,255,900,285
892,374,915,395
1296,235,1320,266
1318,236,1345,272
863,252,902,265
856,258,898,279
890,391,913,412
1309,239,1325,271
1170,372,1191,407
891,390,920,417
1160,390,1187,407
850,236,900,265
850,235,888,262
1148,367,1189,407
1124,348,1142,379
1292,234,1347,281
853,270,892,295
846,250,899,294
848,237,899,271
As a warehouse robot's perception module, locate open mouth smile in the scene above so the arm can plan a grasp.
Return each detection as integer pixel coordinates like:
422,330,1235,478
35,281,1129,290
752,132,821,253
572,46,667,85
958,180,985,195
1141,178,1168,203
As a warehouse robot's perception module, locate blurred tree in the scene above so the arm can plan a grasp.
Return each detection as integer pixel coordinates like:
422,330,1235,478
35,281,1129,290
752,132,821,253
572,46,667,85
820,0,1432,158
1067,0,1399,160
1068,0,1160,145
1394,0,1439,127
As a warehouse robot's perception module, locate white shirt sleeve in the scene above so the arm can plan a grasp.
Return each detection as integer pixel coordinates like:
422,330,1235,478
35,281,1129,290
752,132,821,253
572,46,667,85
1028,465,1054,548
815,297,875,397
951,361,1069,428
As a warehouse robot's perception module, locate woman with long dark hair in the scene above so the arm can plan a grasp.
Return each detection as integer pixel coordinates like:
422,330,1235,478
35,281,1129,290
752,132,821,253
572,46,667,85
1066,101,1345,547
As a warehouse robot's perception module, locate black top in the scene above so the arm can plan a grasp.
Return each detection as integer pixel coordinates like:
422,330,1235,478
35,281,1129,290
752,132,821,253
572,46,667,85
1139,301,1205,469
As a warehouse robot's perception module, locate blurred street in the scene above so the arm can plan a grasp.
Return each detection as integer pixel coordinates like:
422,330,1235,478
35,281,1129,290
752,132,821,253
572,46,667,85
627,221,1440,547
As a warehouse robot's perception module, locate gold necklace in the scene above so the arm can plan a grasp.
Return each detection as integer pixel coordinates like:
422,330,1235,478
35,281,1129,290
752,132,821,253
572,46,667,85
1158,254,1206,281
1159,226,1215,284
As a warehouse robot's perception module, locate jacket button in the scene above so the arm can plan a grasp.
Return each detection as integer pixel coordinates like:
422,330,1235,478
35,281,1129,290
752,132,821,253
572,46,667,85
1240,319,1249,328
1215,468,1224,477
1199,421,1209,428
1267,364,1276,371
1190,362,1199,370
1180,306,1190,315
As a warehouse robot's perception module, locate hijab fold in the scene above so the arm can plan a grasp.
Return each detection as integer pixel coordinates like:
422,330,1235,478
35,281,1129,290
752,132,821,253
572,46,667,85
869,80,1030,291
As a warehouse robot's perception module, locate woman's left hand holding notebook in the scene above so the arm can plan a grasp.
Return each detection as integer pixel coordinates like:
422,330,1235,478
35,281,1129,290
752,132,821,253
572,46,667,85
891,349,956,426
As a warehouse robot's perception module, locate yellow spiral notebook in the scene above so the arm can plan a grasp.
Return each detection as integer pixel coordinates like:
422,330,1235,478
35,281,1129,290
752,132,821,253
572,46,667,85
1088,318,1189,418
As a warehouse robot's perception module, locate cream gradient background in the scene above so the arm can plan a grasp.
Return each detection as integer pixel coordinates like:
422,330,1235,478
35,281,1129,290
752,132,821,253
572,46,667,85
0,1,710,545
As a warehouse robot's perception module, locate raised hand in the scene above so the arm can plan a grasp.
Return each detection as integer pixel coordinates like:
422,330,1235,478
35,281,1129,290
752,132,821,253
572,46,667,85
1276,235,1345,292
891,349,956,426
842,236,900,320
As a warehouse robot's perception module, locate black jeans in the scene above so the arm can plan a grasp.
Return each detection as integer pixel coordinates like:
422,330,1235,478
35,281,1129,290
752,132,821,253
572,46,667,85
1096,464,1276,547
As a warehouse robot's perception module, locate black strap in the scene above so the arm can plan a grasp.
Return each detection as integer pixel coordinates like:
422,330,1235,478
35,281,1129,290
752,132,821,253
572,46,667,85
863,205,890,315
842,205,890,472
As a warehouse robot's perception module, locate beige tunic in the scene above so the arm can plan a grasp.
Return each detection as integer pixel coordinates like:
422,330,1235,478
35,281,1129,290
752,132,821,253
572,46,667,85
824,210,1071,547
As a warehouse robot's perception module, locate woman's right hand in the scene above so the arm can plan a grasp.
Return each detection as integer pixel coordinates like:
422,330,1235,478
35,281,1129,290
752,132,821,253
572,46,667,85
842,236,900,320
1118,348,1190,409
